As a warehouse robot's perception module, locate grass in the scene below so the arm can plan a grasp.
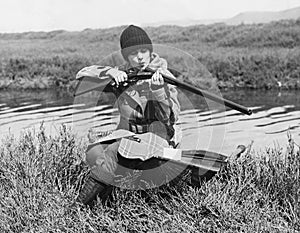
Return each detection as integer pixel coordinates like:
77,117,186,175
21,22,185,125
0,126,299,232
1,19,300,90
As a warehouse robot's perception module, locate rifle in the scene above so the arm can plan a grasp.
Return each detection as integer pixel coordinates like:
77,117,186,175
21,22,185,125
74,68,252,115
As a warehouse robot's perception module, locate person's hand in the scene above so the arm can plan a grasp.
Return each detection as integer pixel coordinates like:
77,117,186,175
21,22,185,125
151,69,164,89
106,68,128,86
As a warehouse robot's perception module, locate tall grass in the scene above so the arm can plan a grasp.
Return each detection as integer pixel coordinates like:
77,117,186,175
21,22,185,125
1,19,300,90
0,126,299,232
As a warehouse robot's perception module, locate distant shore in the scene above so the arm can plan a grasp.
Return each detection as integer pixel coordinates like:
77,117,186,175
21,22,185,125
1,19,299,90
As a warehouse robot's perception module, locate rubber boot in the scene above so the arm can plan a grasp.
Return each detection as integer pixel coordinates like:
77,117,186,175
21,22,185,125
191,167,201,188
77,176,110,207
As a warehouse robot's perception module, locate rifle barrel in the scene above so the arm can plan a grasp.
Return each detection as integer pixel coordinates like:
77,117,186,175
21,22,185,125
145,67,252,115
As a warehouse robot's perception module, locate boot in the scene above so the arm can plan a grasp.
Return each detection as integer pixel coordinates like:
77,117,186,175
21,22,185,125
77,176,109,207
191,167,201,188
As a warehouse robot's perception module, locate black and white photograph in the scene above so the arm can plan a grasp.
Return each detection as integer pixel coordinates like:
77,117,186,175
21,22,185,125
0,0,299,232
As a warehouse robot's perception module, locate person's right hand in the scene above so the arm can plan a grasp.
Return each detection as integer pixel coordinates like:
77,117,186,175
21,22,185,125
106,68,128,86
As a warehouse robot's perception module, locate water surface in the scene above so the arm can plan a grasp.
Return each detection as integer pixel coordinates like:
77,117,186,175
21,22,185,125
1,89,299,155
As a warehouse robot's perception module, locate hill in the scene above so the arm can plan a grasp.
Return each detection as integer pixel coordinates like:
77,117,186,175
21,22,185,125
226,6,300,25
143,6,300,27
142,18,224,27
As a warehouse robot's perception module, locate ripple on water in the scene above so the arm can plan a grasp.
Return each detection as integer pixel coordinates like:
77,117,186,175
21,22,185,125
1,90,300,155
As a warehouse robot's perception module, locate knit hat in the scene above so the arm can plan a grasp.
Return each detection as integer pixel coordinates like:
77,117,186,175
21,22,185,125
120,25,153,60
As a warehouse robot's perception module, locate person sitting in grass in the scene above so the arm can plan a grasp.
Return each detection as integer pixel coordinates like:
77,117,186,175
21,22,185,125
76,25,181,206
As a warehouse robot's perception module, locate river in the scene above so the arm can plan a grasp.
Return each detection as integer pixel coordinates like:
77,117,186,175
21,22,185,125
0,88,299,155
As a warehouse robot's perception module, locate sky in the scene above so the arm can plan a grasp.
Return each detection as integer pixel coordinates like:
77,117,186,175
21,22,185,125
0,0,299,33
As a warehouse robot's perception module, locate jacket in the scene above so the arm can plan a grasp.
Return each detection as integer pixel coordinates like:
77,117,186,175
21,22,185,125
76,53,181,143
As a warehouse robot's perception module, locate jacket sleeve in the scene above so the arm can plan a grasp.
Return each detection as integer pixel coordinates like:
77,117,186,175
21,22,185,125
75,65,119,94
150,69,180,125
76,65,113,80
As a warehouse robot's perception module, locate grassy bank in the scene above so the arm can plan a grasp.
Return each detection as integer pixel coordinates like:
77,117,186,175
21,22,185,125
0,19,299,90
0,126,299,232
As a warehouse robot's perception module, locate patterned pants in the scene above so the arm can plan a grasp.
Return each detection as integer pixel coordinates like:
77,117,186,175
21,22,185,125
85,141,188,189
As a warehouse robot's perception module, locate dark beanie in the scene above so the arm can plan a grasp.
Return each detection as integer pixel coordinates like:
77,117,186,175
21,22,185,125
120,25,153,60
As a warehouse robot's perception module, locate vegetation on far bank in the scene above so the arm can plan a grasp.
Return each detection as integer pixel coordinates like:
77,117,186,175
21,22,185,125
0,126,299,232
0,19,300,90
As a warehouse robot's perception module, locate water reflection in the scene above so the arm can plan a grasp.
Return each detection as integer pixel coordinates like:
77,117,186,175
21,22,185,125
0,89,299,155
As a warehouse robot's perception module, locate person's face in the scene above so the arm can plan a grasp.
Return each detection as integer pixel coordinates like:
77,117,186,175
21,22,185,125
127,48,151,70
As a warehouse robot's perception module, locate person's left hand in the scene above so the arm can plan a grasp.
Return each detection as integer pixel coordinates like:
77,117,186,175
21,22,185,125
151,69,164,89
